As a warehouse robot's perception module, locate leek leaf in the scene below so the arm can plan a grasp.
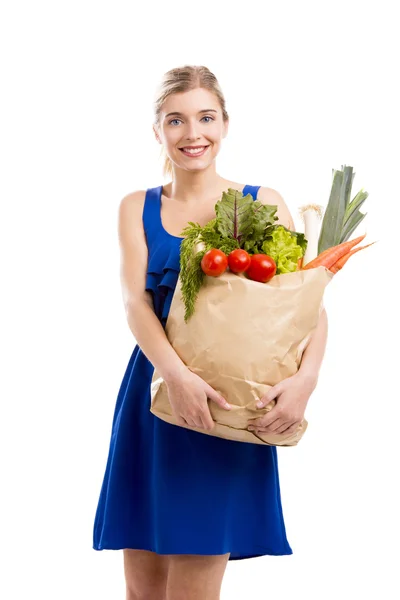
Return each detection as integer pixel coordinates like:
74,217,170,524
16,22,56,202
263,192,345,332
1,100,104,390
340,210,367,243
318,169,343,253
343,189,368,225
332,165,353,245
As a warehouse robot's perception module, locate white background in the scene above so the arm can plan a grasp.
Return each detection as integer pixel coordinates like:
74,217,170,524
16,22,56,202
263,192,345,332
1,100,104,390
1,1,399,598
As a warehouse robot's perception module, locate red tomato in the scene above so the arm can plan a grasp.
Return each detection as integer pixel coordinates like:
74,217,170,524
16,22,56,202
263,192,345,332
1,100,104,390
201,249,228,277
246,254,276,283
228,249,251,273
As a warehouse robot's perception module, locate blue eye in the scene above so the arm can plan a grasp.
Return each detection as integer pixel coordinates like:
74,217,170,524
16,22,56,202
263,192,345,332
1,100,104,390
169,116,214,126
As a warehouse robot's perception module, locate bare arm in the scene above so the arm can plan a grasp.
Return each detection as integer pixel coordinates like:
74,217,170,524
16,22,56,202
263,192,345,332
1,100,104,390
118,191,186,383
297,308,328,388
118,191,230,430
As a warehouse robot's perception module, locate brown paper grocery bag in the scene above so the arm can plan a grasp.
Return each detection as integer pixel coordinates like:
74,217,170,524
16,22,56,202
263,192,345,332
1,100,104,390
150,265,334,446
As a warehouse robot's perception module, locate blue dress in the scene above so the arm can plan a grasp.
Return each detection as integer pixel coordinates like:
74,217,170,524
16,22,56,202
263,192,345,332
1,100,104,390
92,184,293,561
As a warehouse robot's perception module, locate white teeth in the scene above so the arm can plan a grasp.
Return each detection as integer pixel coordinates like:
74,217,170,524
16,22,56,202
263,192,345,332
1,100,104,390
181,146,207,154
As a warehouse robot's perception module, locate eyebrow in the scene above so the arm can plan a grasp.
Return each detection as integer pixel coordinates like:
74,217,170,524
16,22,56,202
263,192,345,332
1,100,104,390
165,109,218,118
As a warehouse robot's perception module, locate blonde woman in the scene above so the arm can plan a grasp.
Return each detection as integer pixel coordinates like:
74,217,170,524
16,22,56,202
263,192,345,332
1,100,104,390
93,65,327,600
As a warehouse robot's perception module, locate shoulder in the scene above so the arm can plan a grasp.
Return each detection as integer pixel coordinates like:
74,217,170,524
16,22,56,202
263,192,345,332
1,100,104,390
256,186,295,230
119,189,147,212
118,189,148,235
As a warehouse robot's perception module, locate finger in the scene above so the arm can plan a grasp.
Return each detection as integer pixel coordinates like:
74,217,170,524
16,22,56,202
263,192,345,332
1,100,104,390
203,408,215,430
200,412,214,431
188,411,209,429
183,415,199,428
206,386,232,410
254,410,282,429
265,418,287,432
256,386,281,409
275,421,300,435
248,417,282,431
176,415,189,427
252,419,284,433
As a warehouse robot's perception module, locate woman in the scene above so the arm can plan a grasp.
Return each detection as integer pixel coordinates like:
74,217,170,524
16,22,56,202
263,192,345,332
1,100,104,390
93,65,328,600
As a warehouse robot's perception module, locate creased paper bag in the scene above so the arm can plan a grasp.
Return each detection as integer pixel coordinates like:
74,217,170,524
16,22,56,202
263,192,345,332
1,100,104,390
150,265,334,446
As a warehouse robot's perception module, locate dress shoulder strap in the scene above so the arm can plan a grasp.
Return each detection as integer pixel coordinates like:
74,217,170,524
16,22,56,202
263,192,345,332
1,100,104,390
142,186,161,243
242,185,261,201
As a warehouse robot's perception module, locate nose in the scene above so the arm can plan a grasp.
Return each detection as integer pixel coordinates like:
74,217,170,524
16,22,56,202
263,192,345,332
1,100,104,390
184,119,202,141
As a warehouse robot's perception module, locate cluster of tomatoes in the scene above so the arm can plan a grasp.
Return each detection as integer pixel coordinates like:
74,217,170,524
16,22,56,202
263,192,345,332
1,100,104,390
200,248,277,283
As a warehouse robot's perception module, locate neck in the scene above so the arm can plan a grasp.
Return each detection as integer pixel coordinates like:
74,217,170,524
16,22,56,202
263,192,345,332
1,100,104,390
166,164,227,205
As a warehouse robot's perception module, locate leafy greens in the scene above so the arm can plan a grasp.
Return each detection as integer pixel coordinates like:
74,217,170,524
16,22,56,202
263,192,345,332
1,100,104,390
179,187,307,321
262,226,306,274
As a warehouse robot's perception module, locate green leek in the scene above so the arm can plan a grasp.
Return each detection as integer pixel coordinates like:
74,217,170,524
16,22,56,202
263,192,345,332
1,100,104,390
318,165,368,254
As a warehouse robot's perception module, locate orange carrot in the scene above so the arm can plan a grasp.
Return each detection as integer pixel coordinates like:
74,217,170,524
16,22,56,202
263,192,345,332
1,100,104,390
329,241,376,274
297,256,303,270
302,234,367,270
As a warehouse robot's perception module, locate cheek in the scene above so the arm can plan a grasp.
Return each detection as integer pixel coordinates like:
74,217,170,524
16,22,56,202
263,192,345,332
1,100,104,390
163,124,223,148
209,124,224,140
164,130,181,146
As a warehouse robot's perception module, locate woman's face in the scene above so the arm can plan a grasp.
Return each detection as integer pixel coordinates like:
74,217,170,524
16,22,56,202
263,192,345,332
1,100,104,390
155,87,228,171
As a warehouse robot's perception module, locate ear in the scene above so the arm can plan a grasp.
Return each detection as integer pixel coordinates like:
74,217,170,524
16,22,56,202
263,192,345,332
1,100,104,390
153,125,161,144
223,118,229,139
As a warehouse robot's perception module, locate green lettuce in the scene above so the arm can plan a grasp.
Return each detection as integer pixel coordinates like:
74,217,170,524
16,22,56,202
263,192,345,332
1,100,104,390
262,225,306,274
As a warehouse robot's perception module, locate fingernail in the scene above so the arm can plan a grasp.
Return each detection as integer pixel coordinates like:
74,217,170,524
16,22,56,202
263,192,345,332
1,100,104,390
256,401,263,408
225,402,232,409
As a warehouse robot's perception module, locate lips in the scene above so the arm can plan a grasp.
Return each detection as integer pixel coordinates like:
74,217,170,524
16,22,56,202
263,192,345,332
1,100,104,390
179,145,210,150
179,145,210,157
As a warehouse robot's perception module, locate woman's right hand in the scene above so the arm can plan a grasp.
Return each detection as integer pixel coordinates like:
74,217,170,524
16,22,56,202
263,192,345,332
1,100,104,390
165,367,232,431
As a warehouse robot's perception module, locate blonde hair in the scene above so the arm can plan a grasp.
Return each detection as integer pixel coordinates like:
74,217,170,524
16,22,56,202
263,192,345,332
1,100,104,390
153,65,229,179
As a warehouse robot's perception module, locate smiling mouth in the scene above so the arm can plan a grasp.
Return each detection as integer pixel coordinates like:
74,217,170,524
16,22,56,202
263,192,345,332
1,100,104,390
179,145,210,156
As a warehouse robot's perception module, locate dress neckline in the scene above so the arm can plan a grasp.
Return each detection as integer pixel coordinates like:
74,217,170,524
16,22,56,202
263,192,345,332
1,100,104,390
157,184,250,241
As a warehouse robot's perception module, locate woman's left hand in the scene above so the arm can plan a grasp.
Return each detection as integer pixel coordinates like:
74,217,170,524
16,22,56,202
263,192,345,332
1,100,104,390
247,372,317,435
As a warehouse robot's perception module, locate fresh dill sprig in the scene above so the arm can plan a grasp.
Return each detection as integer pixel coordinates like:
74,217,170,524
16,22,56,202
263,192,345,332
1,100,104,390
180,250,206,322
179,219,239,322
179,222,206,322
